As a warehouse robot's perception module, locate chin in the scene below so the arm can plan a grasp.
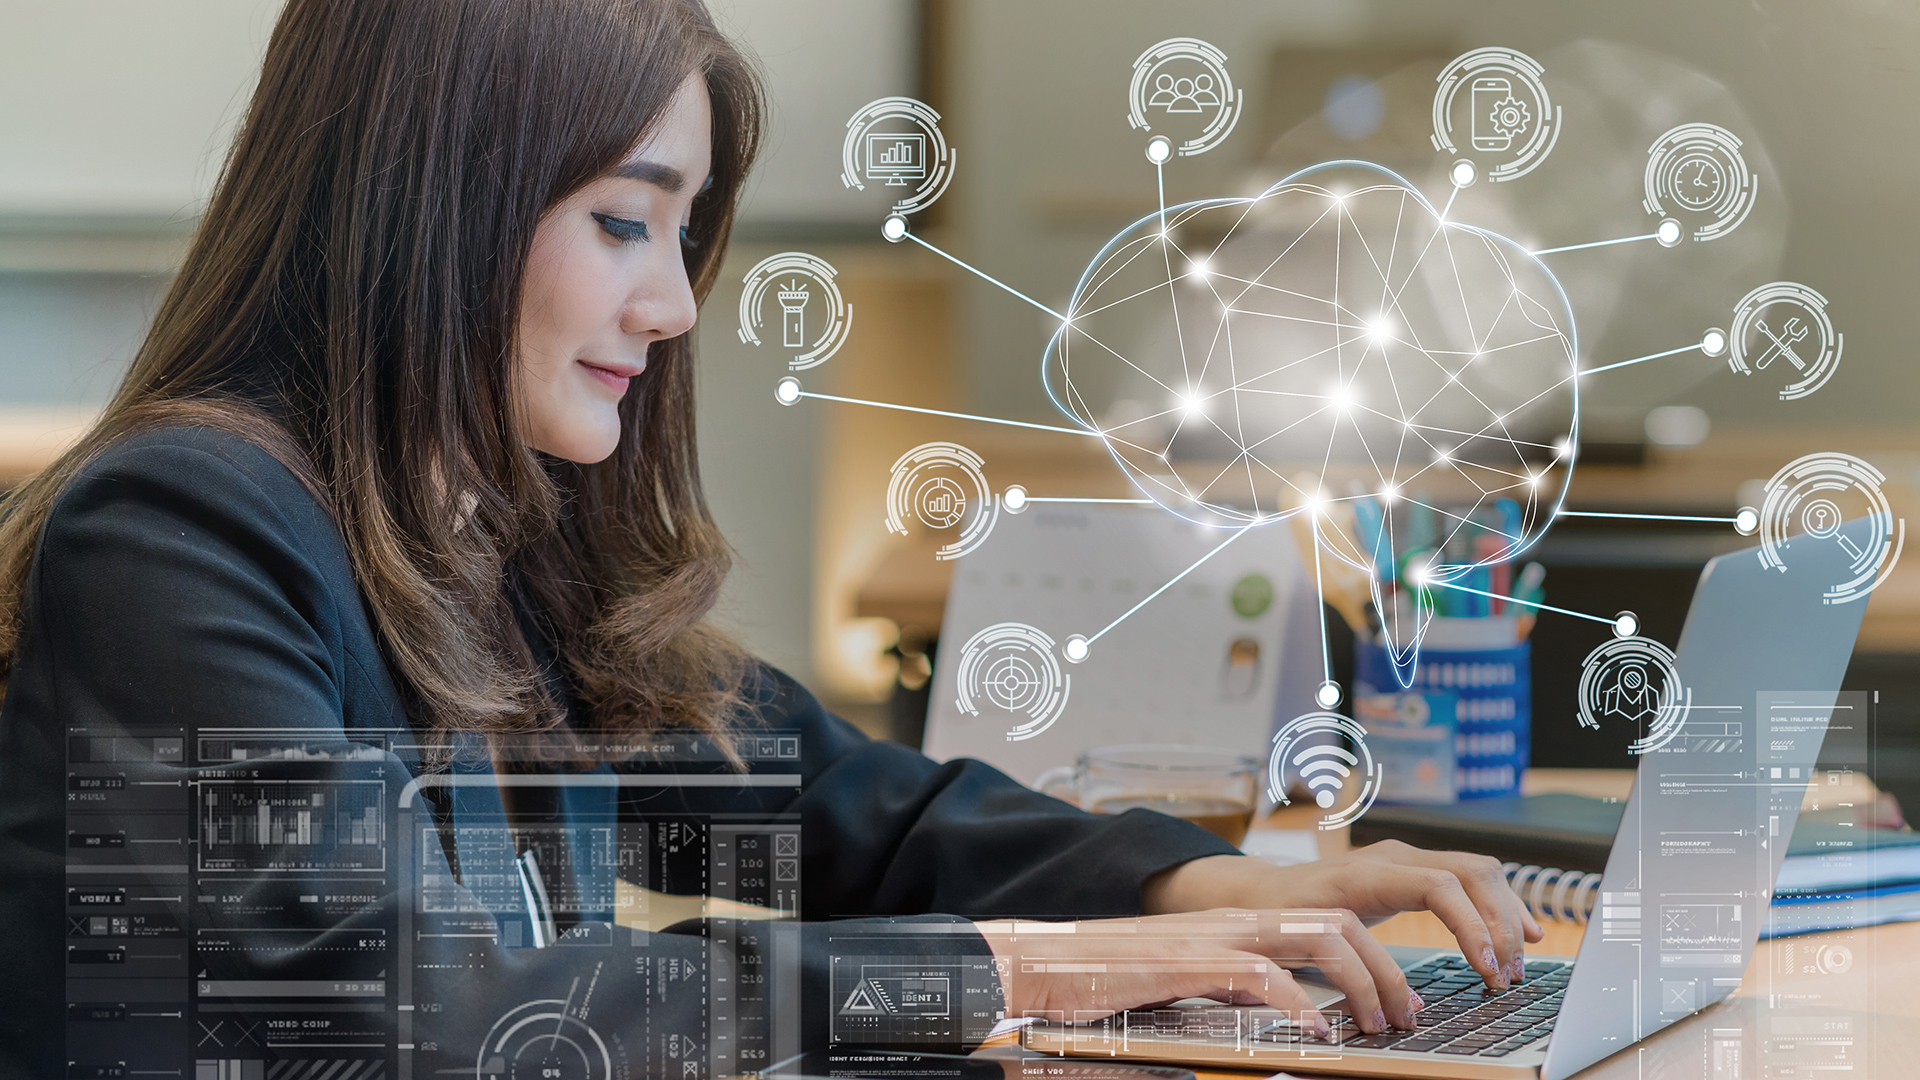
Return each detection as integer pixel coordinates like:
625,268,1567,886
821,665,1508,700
545,414,624,464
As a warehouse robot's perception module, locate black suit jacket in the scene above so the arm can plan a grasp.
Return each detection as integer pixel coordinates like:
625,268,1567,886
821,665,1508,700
0,426,1237,1078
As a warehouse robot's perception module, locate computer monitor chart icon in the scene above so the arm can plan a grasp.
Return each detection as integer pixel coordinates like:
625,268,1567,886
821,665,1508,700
865,132,927,186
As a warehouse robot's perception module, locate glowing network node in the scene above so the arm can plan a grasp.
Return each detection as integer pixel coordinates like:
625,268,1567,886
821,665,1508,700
1577,634,1691,755
1644,122,1757,242
1127,38,1243,158
1145,135,1173,164
842,96,956,216
1728,282,1842,401
774,376,802,406
1655,218,1684,247
1062,634,1090,663
1450,159,1478,188
1002,484,1029,514
1734,506,1760,536
1431,47,1560,182
954,622,1072,742
1267,712,1381,828
884,441,1000,561
1755,452,1905,604
1700,327,1728,357
881,214,909,242
1314,680,1343,709
738,252,853,371
1612,611,1639,639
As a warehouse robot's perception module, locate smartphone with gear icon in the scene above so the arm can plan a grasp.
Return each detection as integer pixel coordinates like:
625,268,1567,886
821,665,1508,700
1471,76,1513,151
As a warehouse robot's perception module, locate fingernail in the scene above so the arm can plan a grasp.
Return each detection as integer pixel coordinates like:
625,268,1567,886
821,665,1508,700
1409,990,1426,1014
1510,954,1526,983
1482,946,1508,987
1310,1014,1333,1041
1372,1008,1388,1034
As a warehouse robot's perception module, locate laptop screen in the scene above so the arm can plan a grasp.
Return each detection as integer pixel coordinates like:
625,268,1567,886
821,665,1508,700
1542,521,1871,1080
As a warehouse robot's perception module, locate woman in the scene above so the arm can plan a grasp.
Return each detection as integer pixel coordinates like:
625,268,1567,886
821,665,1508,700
0,1,1538,1076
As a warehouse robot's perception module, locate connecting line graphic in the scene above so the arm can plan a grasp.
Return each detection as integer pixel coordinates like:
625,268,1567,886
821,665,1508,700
793,389,1104,438
1558,510,1742,524
900,231,1070,324
1025,497,1155,504
1427,579,1617,627
1439,183,1461,222
1532,231,1665,256
1311,517,1333,686
1084,525,1254,647
1578,342,1703,377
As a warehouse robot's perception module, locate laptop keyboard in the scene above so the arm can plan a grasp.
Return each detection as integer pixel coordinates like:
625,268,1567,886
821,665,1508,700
1325,954,1571,1058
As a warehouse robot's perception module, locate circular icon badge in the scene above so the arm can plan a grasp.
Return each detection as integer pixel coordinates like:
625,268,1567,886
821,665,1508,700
884,442,1000,561
841,96,955,217
1431,47,1560,182
1577,635,1691,755
477,1000,616,1080
1643,123,1757,242
1126,38,1243,158
1728,282,1842,401
1266,711,1382,830
954,622,1072,742
738,252,853,371
1756,452,1905,604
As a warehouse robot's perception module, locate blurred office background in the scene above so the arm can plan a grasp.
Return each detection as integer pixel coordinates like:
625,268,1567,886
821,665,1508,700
5,0,1920,800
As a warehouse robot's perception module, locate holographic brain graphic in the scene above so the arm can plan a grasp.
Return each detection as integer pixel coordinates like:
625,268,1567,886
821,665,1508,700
1044,160,1579,675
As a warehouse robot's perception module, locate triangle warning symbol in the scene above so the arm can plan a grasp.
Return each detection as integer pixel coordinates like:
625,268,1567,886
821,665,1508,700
840,984,882,1014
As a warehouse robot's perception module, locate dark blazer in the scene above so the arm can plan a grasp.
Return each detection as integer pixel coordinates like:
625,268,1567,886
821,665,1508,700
0,426,1237,1078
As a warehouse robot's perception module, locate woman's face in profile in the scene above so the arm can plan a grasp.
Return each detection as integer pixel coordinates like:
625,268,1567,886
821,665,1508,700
514,74,712,463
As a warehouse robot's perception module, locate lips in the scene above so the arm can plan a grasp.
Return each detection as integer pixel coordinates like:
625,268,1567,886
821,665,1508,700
578,359,643,393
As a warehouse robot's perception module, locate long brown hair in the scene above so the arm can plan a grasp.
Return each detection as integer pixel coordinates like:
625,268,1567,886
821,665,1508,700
0,0,765,761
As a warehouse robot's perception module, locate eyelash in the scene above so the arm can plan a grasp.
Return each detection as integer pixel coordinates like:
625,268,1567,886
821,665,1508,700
592,212,700,251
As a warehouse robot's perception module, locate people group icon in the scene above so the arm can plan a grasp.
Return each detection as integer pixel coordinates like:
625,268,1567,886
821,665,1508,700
1148,69,1222,114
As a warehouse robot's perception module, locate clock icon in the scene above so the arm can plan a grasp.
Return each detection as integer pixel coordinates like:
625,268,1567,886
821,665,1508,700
1671,153,1726,209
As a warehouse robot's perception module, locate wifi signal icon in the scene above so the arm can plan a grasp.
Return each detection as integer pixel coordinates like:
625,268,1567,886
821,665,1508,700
1293,743,1358,808
1268,712,1382,830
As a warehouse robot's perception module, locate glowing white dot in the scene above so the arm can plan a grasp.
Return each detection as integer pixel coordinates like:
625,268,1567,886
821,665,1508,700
1554,439,1572,458
1327,384,1352,411
774,377,802,406
1734,506,1759,535
1145,135,1173,164
1063,636,1090,663
1315,681,1342,708
1434,448,1453,467
1370,317,1392,341
1180,391,1205,418
1613,612,1639,638
1450,159,1477,188
881,214,908,242
1381,485,1399,503
1189,258,1211,279
1003,485,1028,513
1302,493,1324,516
1528,472,1542,488
1701,328,1728,356
1656,219,1683,247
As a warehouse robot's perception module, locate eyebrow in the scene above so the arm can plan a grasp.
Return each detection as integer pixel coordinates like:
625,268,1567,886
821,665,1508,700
612,159,687,193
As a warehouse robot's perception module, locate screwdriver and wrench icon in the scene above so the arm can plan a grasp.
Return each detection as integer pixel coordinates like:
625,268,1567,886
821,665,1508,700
1752,314,1809,371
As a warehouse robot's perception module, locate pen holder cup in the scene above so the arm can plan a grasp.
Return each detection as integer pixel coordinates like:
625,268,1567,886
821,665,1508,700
1355,619,1530,800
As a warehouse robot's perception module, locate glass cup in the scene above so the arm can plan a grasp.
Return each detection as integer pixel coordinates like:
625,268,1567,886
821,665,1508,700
1036,744,1260,846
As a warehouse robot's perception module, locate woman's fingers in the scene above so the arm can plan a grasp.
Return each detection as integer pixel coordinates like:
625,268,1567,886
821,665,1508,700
1242,957,1333,1041
1335,910,1420,1028
1348,841,1538,987
1404,850,1541,984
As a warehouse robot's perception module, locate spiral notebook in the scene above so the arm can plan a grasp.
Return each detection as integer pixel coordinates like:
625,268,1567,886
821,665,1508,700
1356,792,1920,931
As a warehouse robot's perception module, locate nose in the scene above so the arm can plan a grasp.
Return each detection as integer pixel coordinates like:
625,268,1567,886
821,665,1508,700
620,247,699,344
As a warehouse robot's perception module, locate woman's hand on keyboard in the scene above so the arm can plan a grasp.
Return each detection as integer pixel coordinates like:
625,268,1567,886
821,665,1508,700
974,908,1421,1038
1140,840,1544,989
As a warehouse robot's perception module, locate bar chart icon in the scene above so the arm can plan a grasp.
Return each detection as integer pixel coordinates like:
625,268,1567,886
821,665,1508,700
865,132,926,186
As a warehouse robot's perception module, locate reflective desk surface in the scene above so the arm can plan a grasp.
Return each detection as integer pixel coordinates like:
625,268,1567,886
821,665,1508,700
995,768,1920,1078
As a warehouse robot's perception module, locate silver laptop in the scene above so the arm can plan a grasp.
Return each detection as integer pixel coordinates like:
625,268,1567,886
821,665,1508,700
1022,523,1871,1079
